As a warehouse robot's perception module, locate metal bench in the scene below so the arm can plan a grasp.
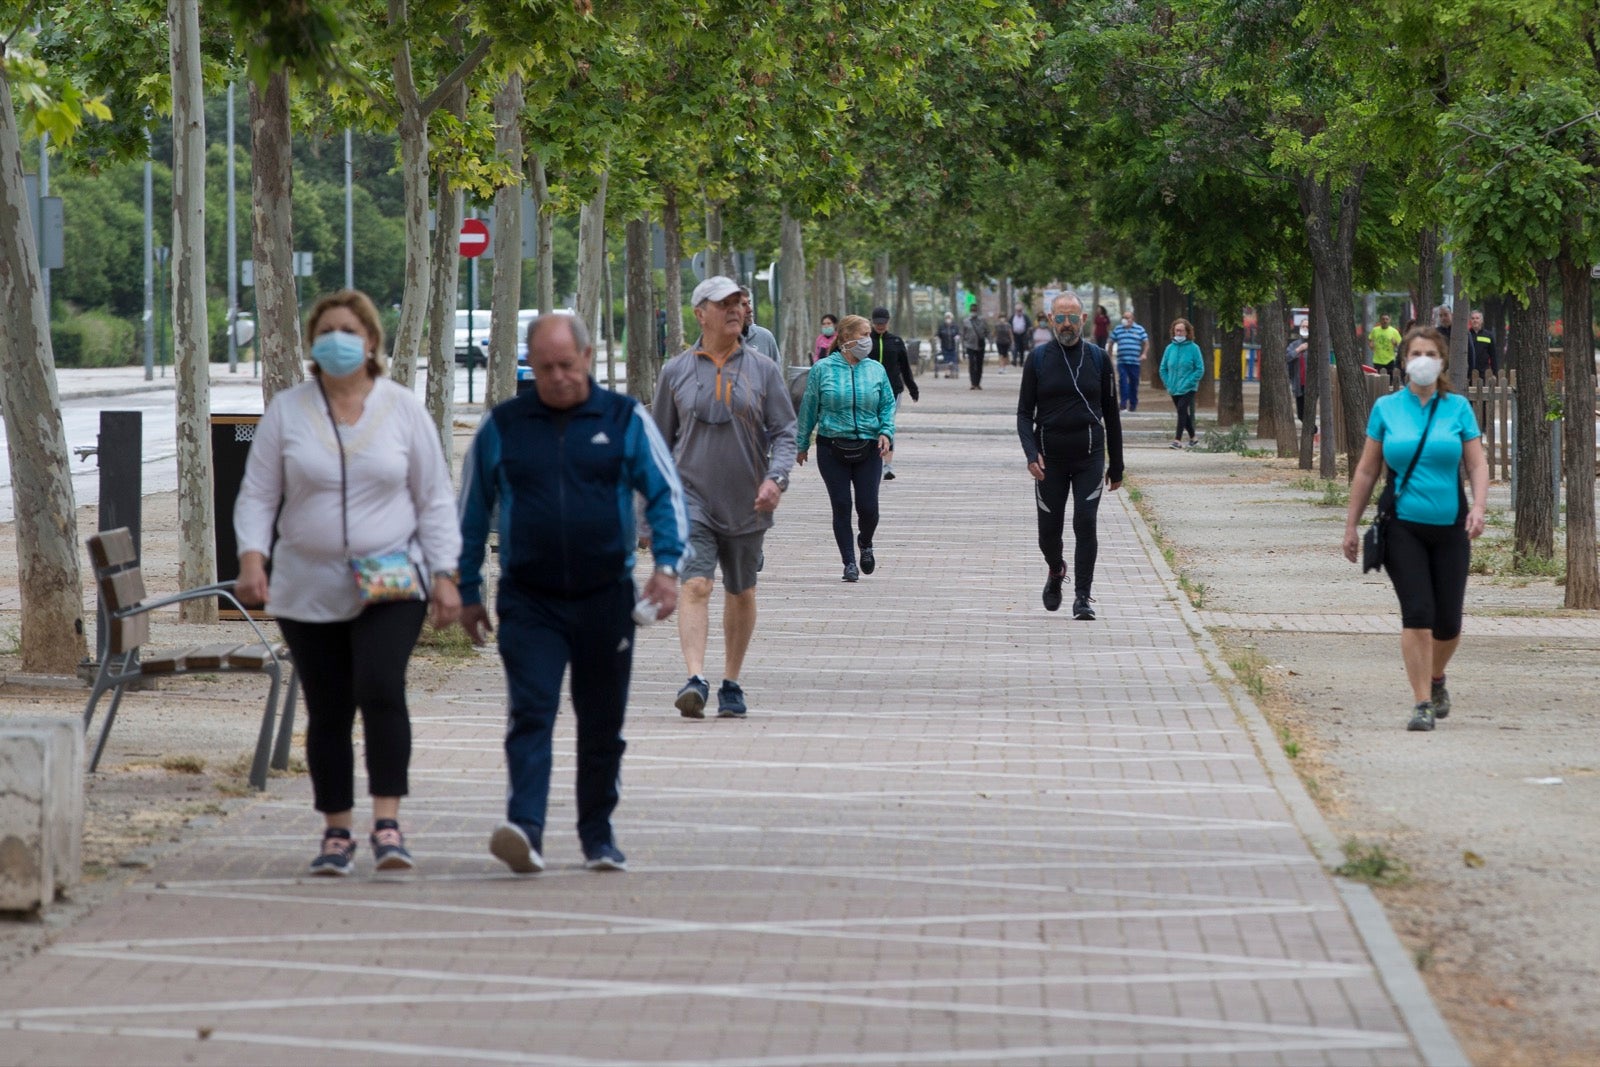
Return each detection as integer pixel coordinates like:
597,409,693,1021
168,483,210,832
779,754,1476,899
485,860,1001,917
82,528,298,790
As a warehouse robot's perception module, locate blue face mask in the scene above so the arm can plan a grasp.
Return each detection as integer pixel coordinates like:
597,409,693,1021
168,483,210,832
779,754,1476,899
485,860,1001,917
310,330,368,376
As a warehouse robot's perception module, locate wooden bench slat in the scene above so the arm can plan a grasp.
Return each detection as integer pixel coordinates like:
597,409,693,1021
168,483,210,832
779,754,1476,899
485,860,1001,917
140,648,197,674
184,644,242,670
100,569,147,612
109,613,149,656
88,529,137,571
226,644,280,670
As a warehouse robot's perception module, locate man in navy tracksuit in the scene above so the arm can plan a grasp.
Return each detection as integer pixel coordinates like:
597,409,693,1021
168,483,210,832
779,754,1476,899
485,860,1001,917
459,314,687,875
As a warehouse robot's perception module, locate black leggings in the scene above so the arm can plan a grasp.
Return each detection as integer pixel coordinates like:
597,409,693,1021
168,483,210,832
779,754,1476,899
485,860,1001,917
1172,392,1196,441
967,349,984,387
1384,519,1470,639
816,437,882,565
278,600,428,813
1035,451,1106,597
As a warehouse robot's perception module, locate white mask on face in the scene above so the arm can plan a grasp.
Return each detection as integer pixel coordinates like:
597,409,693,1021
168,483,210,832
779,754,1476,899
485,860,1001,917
845,337,873,359
1406,355,1442,387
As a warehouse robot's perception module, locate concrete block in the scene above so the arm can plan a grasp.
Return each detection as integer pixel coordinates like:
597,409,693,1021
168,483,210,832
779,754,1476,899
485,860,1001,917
0,731,52,912
6,716,84,893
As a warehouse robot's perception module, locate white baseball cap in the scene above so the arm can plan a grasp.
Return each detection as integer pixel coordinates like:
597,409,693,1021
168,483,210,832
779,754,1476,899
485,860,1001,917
691,275,741,307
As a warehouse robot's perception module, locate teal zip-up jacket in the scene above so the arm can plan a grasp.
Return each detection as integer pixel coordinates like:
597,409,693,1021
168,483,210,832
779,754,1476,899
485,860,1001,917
1159,338,1205,396
796,353,896,450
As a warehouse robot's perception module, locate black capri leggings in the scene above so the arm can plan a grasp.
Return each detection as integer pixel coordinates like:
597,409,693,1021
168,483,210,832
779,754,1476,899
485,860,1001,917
1172,391,1197,441
278,600,428,813
815,436,882,566
1383,518,1470,639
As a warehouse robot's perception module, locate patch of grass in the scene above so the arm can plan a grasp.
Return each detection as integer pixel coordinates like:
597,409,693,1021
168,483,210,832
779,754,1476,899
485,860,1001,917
415,622,477,659
1178,574,1207,608
1226,645,1269,699
1334,839,1411,886
1193,424,1258,455
180,802,226,818
1277,728,1301,759
0,625,19,656
1469,537,1567,579
1413,942,1436,972
160,754,206,774
1126,484,1144,504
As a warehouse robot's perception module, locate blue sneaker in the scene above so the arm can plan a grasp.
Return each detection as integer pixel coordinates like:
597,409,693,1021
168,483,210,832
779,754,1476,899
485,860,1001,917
584,842,628,871
717,680,748,718
675,675,709,719
489,821,544,874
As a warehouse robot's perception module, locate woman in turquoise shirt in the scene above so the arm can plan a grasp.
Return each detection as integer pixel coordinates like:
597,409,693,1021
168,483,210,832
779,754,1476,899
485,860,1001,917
1342,326,1489,732
1158,318,1204,448
796,314,897,582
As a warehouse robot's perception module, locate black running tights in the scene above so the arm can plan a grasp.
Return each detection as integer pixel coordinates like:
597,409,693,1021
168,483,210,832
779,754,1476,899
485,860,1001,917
1034,451,1106,598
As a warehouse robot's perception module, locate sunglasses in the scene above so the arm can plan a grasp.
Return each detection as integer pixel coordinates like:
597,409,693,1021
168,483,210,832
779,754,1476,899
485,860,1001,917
1052,313,1084,326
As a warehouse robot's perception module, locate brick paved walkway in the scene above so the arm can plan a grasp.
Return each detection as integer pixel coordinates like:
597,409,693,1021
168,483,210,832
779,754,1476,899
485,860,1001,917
0,378,1449,1065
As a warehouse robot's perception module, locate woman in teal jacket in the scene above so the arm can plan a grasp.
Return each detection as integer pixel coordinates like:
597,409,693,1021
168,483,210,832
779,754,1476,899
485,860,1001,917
796,314,897,582
1158,318,1204,448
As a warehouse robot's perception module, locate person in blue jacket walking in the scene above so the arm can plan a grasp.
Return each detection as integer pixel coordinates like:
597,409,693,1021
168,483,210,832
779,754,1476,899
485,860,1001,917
459,313,687,876
1158,318,1204,448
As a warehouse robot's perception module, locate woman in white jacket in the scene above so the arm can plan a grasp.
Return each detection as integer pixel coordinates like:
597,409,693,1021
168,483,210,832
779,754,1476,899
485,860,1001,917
235,290,461,876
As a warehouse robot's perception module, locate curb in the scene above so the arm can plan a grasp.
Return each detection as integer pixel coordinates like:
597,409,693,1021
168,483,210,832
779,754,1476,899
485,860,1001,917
1117,488,1471,1067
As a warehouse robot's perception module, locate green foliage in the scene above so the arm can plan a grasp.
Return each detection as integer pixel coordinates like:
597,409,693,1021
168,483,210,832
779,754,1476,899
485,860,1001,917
1334,839,1411,886
52,310,138,367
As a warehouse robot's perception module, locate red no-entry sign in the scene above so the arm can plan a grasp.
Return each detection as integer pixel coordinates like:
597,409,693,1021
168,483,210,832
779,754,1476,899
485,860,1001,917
459,218,490,258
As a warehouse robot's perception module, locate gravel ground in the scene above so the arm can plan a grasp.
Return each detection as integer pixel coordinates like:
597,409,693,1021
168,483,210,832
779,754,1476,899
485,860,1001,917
1127,413,1600,1067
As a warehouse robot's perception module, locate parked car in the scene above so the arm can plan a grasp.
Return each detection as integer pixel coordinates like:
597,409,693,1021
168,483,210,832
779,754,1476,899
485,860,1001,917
454,309,491,367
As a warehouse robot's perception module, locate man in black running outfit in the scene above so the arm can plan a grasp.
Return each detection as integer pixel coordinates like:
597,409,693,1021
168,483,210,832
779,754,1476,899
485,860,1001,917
1016,291,1124,620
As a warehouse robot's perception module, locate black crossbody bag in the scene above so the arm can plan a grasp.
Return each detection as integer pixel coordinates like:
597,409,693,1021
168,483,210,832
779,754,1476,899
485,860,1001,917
1363,396,1439,573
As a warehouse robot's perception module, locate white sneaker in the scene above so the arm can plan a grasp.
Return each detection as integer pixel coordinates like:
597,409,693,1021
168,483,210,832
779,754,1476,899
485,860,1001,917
489,822,544,874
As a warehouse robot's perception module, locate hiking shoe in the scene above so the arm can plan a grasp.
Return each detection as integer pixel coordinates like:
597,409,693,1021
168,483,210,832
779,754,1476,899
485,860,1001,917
1072,595,1096,621
584,842,628,871
1431,678,1451,719
309,828,356,877
1169,440,1183,450
370,820,415,872
717,680,747,718
489,821,544,874
1042,569,1065,612
1406,701,1436,732
882,468,896,481
675,675,710,719
842,562,860,582
859,547,876,575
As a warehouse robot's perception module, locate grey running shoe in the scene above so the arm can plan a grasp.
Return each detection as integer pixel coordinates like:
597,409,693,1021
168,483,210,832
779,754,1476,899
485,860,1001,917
717,679,747,718
309,829,356,877
842,562,860,582
370,820,414,872
1406,701,1436,732
1431,678,1451,719
675,675,710,719
489,821,544,874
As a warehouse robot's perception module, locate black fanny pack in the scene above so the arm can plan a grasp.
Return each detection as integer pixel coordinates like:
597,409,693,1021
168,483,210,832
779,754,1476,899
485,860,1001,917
822,436,876,463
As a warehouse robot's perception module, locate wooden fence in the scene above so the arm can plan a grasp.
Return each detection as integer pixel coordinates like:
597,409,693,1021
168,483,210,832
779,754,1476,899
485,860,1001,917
1329,370,1529,482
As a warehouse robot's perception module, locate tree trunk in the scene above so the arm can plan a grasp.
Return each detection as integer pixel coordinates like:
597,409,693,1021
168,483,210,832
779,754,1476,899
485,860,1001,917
424,82,465,464
248,72,301,403
486,72,523,409
872,253,889,312
1217,320,1244,426
1450,273,1470,371
0,67,84,672
1151,280,1182,389
894,261,913,341
1313,277,1337,479
1300,277,1321,471
1258,287,1298,458
1509,262,1556,560
170,0,216,622
624,213,654,399
1195,305,1216,407
777,205,810,370
576,174,608,340
1559,244,1598,607
389,3,429,390
1414,227,1438,327
705,199,726,278
661,183,684,356
1298,169,1370,475
530,151,554,313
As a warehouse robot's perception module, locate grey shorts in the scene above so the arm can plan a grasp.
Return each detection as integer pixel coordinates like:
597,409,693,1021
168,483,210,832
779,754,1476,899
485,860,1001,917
683,521,766,595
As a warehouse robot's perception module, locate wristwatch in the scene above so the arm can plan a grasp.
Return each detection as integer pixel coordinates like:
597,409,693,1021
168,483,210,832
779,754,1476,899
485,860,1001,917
654,563,680,579
433,568,461,583
771,473,790,492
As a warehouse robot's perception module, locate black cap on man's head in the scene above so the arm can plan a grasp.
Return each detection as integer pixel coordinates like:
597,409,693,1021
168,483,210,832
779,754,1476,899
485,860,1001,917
871,307,890,322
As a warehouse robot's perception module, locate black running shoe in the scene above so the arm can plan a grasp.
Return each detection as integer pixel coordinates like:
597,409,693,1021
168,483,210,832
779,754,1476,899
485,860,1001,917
842,562,860,582
1042,569,1065,612
675,676,710,719
1406,701,1436,732
1072,595,1096,621
1430,678,1451,719
860,547,876,575
716,679,747,718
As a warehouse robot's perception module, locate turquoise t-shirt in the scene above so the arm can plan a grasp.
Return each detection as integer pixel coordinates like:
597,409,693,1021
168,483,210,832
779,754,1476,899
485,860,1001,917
1365,390,1480,525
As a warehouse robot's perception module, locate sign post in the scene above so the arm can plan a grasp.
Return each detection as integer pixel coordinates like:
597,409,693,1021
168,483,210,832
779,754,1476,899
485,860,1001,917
459,219,491,403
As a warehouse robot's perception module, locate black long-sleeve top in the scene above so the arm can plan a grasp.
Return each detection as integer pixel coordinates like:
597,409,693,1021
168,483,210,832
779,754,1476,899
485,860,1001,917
1016,339,1124,482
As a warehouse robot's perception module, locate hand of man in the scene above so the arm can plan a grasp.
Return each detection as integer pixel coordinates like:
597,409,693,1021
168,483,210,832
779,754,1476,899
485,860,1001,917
641,571,679,621
1107,477,1123,492
462,604,494,646
429,576,461,630
909,387,919,402
754,478,782,513
1027,457,1046,482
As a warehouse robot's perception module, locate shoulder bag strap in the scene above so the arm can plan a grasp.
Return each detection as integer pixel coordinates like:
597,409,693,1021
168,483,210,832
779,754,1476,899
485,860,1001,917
1392,395,1441,505
314,378,350,554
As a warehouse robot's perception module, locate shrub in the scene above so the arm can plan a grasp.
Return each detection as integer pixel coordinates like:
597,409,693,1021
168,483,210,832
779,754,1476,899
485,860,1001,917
53,310,139,367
